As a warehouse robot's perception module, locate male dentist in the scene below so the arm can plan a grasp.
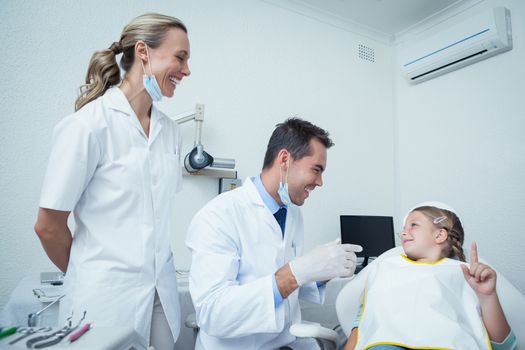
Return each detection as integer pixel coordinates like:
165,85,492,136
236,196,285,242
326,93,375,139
186,118,362,349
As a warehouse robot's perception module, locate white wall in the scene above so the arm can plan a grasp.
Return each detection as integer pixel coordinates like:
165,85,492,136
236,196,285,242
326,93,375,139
394,0,525,293
0,0,394,308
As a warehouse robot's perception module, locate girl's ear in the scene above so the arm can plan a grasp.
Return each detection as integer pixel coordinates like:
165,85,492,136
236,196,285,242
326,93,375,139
435,228,448,244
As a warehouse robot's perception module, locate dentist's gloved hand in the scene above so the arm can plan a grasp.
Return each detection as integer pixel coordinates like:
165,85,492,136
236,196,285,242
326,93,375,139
289,240,363,286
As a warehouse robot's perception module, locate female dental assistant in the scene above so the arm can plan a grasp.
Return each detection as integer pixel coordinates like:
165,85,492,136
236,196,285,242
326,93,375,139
34,13,191,349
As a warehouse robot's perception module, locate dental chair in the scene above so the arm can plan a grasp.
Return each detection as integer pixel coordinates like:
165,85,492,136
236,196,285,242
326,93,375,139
290,246,525,349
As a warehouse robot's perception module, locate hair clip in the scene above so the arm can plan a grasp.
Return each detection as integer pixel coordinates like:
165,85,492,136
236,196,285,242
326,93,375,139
433,216,447,224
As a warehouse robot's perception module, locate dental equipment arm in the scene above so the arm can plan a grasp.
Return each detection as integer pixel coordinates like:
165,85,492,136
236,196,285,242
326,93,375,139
174,104,235,173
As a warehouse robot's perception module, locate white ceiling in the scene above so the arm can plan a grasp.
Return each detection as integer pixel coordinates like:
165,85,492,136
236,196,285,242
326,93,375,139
285,0,465,36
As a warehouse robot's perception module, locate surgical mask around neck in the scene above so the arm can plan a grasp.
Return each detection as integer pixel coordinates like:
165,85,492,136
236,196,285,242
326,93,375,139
141,46,163,102
278,163,291,206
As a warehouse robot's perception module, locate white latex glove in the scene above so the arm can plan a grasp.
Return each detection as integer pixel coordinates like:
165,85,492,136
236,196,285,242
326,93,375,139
289,240,363,286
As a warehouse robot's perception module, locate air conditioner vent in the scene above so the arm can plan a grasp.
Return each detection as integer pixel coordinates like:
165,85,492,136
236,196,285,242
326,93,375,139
411,49,487,80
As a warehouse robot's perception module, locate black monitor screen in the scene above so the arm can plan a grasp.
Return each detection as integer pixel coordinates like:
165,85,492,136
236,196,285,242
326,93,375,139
340,215,395,258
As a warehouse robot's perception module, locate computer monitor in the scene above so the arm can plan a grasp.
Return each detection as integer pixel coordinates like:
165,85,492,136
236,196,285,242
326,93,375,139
340,215,395,266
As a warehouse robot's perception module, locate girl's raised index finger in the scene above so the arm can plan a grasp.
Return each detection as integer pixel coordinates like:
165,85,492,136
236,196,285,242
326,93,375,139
470,241,478,264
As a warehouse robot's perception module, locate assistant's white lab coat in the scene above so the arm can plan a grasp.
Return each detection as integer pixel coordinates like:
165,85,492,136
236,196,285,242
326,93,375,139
186,177,325,350
39,87,183,342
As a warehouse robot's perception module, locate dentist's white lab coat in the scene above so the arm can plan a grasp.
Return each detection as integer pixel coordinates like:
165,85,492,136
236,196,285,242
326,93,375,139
39,87,183,342
186,177,325,350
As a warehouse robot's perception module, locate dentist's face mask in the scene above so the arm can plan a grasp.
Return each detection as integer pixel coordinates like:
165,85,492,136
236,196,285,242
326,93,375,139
278,161,292,206
141,46,163,102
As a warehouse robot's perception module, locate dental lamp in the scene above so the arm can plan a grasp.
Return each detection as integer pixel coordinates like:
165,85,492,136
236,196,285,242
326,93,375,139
174,104,236,173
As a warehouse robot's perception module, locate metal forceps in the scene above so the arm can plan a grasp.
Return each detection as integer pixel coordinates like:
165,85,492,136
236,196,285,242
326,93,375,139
26,311,86,349
7,327,52,345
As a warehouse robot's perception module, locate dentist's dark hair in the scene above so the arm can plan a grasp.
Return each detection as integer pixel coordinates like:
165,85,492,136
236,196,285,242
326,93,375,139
75,13,187,111
262,118,334,169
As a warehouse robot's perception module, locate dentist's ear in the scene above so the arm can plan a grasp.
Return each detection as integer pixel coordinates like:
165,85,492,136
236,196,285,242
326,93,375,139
276,149,290,167
435,228,448,243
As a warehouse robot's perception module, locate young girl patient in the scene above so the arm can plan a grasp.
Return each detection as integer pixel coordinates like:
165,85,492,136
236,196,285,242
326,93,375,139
345,202,517,350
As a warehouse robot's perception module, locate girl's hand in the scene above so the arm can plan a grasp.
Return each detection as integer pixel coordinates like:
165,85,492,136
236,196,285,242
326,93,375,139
461,242,497,297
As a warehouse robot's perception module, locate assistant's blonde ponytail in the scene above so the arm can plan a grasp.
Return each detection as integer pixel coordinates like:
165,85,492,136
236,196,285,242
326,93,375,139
75,47,121,111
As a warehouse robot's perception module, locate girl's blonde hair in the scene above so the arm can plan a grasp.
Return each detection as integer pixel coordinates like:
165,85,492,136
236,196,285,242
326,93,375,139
412,206,466,262
74,13,187,111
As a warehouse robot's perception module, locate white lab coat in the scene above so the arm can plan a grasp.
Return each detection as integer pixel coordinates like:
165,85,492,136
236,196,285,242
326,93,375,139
39,87,183,342
186,177,325,350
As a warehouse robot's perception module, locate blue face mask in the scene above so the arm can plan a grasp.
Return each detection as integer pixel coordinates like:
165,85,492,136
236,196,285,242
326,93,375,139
143,74,163,102
278,163,292,206
141,46,163,102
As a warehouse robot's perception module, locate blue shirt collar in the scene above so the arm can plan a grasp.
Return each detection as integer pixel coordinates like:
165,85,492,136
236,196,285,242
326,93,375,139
252,175,286,214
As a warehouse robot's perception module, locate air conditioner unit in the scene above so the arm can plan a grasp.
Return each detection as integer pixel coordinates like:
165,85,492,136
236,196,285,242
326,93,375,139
401,7,512,84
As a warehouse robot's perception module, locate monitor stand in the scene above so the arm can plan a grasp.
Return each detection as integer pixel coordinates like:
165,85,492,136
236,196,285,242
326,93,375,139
355,257,370,274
